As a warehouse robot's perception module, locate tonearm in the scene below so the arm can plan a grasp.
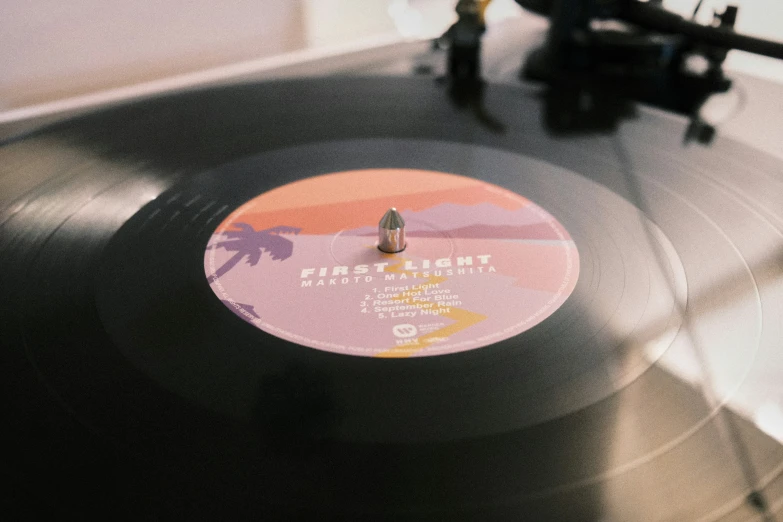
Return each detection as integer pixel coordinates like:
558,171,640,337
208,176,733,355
443,0,783,139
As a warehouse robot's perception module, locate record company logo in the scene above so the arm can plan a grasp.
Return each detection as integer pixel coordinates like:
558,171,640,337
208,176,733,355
392,324,418,338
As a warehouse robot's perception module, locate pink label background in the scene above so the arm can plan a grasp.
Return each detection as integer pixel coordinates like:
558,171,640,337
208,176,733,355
205,169,579,357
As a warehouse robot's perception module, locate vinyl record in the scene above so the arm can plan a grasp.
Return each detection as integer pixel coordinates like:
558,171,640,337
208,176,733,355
1,77,782,520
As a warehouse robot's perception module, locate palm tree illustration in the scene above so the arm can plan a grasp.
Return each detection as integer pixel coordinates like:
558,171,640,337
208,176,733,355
207,223,301,283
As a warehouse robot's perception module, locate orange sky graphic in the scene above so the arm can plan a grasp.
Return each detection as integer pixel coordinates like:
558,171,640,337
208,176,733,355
222,174,528,235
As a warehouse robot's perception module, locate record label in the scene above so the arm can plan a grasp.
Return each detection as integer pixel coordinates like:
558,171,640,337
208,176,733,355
205,169,578,357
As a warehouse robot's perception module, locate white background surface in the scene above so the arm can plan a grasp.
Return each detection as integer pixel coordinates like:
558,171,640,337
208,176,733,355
3,0,781,112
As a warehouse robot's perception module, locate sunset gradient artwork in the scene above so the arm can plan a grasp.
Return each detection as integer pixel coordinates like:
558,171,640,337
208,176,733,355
205,169,579,357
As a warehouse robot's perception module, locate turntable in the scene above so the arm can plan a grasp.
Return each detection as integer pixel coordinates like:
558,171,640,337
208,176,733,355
1,1,782,520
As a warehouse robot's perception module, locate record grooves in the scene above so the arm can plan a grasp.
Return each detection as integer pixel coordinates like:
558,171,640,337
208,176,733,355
1,77,782,520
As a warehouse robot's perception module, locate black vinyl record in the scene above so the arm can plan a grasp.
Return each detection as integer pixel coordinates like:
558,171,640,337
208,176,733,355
1,77,782,520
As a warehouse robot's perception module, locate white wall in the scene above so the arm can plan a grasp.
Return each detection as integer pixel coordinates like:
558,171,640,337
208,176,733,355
1,1,308,109
1,0,781,111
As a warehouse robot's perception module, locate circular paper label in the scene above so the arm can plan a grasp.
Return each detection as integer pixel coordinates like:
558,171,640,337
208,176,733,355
205,169,578,357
